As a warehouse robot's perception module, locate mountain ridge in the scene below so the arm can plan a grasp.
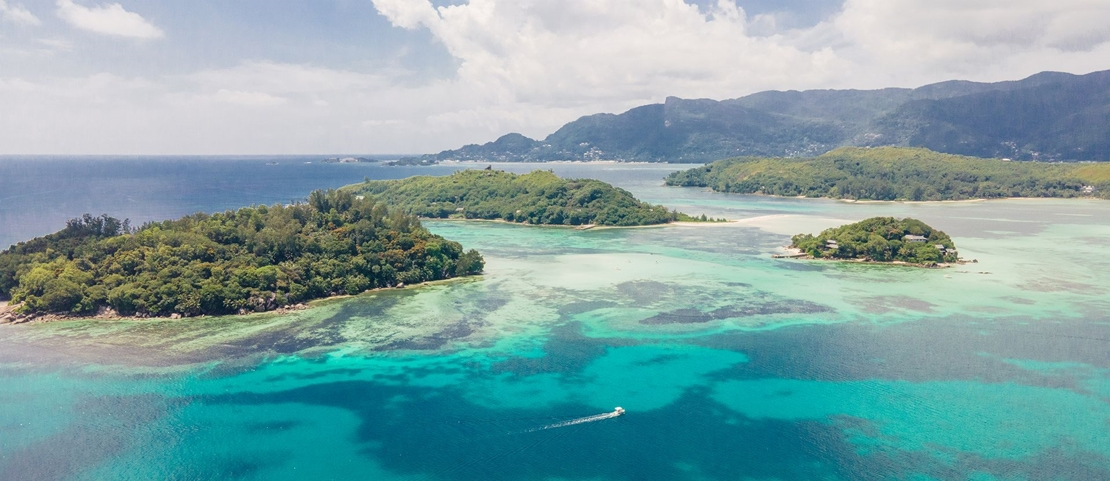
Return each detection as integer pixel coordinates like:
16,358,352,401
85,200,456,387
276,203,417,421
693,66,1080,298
406,69,1110,163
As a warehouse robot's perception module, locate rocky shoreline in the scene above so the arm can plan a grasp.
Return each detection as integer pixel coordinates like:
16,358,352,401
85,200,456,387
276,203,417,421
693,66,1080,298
771,247,977,268
0,301,310,325
0,277,472,325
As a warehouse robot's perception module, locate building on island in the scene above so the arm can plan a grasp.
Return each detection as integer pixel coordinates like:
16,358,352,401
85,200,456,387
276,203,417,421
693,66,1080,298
904,235,927,243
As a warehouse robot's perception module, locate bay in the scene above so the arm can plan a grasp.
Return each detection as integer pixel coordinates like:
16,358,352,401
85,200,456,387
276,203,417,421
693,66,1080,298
1,157,1109,480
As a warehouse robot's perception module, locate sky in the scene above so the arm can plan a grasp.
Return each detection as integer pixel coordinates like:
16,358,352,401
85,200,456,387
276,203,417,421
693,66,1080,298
1,0,1108,155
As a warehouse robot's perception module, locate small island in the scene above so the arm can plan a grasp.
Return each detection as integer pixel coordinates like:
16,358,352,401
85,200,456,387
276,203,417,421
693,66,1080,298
0,189,483,322
345,169,713,226
665,147,1110,201
385,157,438,166
787,217,960,267
321,156,374,163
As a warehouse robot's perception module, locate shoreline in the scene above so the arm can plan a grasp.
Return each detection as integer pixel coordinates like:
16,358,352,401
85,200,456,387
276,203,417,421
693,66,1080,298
0,276,475,326
837,196,1101,204
678,187,1103,204
441,160,692,166
422,217,732,230
771,250,973,269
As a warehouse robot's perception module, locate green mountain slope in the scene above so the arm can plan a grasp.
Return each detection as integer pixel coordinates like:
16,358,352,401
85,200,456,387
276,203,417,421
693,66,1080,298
410,69,1110,163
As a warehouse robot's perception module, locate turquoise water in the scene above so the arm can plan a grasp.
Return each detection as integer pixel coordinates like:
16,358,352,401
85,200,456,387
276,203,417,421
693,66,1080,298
2,161,1110,480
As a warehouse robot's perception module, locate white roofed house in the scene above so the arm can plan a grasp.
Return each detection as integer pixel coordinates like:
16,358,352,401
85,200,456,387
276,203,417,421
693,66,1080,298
904,235,927,243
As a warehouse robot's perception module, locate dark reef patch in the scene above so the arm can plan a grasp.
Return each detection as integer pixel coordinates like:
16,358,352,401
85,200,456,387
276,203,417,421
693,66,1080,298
558,300,618,317
856,295,937,314
490,322,615,377
640,301,831,325
615,280,679,305
382,321,475,351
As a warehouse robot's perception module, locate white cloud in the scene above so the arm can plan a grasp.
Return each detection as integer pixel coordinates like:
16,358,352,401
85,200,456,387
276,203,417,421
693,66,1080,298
0,0,40,26
189,61,385,95
211,89,287,107
37,38,74,51
833,0,1110,75
371,0,848,106
55,0,163,39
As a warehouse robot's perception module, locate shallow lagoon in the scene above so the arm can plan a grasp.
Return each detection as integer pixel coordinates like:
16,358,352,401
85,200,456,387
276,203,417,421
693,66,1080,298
2,161,1110,480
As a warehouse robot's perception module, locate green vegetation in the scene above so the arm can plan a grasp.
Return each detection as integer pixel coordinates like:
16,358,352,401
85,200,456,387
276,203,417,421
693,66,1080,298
0,190,483,318
347,169,695,226
790,217,959,266
666,147,1110,201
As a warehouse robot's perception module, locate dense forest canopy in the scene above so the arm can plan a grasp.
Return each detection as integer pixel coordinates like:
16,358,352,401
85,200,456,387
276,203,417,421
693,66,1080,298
0,190,484,317
347,169,695,226
665,147,1110,201
790,217,959,266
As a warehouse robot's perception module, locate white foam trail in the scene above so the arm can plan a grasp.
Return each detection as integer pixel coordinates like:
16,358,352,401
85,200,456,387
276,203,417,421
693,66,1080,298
528,409,623,432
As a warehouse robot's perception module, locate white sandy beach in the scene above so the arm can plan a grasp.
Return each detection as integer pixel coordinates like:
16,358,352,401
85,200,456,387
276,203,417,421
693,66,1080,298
732,214,854,236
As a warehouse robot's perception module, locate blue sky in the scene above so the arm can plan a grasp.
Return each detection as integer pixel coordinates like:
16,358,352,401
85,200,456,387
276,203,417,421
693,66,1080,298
1,0,1108,154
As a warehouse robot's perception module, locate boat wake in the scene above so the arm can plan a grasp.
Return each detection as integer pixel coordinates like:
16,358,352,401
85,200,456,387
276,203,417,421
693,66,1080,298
527,407,624,432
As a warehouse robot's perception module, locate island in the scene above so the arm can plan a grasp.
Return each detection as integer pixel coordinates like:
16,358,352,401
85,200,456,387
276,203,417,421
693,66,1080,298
665,147,1110,201
344,169,716,226
0,189,484,322
385,157,438,166
321,156,375,163
787,217,960,267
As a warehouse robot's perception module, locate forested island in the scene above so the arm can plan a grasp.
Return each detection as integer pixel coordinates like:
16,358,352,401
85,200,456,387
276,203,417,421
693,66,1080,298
789,217,959,266
665,147,1110,201
346,169,709,226
0,189,483,320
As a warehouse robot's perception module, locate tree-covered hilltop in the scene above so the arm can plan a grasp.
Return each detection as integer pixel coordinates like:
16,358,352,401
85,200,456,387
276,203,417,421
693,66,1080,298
790,217,959,266
346,169,697,226
665,147,1110,201
0,190,484,318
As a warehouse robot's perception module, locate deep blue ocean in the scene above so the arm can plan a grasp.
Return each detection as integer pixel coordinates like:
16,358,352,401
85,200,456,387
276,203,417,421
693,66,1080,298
0,156,465,249
2,156,1109,480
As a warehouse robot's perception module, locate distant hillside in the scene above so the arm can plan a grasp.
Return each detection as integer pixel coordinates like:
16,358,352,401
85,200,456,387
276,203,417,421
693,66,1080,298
664,147,1110,201
410,70,1110,163
345,169,693,226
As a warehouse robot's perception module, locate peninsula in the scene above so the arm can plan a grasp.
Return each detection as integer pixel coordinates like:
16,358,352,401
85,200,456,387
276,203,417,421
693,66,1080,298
0,189,484,321
788,217,959,267
665,147,1110,201
345,169,709,226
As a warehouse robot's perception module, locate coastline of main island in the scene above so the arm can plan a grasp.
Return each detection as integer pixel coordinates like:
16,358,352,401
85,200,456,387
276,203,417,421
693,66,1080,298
665,146,1110,201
